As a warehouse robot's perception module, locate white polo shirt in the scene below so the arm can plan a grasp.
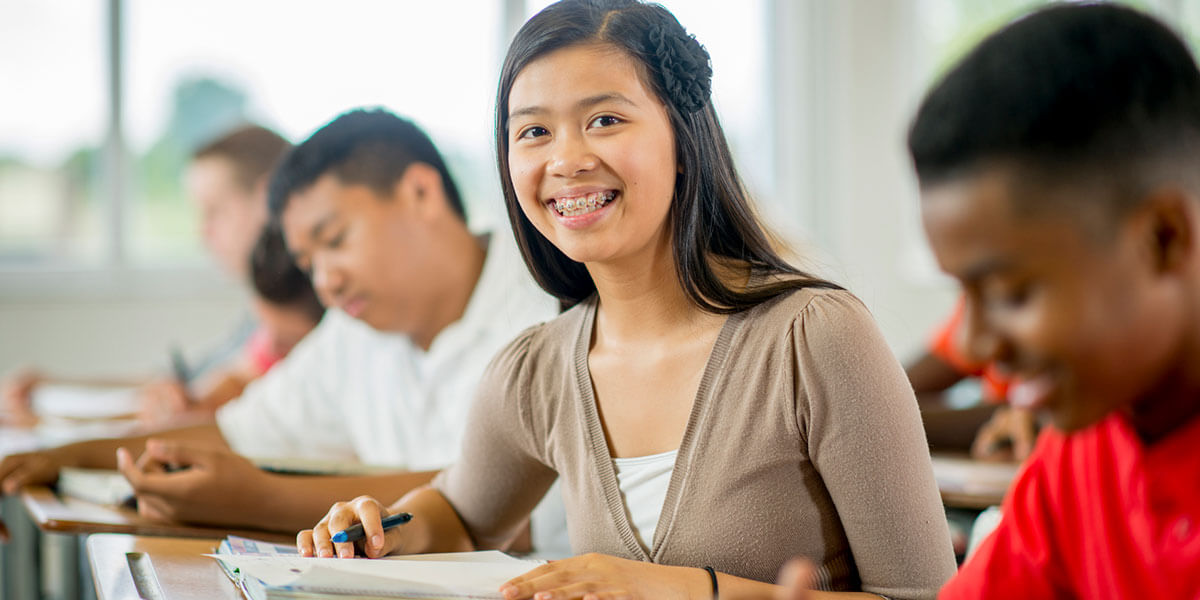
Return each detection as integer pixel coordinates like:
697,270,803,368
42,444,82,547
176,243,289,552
217,233,557,468
216,233,570,555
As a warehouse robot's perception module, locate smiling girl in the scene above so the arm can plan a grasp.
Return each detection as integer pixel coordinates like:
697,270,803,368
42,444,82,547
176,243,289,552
299,1,955,598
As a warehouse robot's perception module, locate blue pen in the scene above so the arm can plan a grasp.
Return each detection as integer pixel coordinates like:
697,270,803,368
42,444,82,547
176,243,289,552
331,512,413,544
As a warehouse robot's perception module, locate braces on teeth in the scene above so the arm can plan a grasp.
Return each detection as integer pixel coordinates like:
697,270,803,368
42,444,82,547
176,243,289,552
554,191,615,217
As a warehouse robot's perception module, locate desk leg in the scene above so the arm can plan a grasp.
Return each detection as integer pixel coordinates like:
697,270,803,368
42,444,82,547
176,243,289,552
78,535,97,600
1,493,40,600
41,532,83,600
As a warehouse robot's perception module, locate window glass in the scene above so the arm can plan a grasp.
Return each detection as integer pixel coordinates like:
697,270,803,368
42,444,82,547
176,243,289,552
0,1,107,266
125,0,504,266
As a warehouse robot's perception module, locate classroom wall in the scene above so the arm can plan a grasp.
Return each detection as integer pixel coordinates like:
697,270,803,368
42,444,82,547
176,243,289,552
0,269,244,378
766,1,959,363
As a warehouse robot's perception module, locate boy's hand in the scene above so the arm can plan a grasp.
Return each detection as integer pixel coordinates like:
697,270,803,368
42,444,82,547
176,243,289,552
0,447,73,495
1,368,42,426
116,440,265,528
776,558,815,600
298,495,403,559
0,516,9,542
971,405,1037,462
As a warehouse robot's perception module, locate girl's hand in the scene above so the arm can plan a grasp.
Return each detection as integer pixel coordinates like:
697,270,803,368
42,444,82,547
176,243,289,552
775,558,815,600
499,553,710,600
136,379,191,427
297,495,406,559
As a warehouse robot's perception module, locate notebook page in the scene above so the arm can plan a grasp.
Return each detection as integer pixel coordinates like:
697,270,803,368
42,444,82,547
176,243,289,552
210,554,540,597
31,384,140,420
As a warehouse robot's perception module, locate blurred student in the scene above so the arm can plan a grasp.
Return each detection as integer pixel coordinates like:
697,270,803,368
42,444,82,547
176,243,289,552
0,109,561,548
138,224,325,424
1,125,295,427
300,2,955,598
907,299,1036,462
785,4,1200,598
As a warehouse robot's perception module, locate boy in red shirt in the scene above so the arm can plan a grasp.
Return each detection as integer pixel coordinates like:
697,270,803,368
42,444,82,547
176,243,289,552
782,4,1200,598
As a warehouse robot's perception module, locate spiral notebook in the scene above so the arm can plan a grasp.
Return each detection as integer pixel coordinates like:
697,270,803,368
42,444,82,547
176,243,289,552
211,541,542,600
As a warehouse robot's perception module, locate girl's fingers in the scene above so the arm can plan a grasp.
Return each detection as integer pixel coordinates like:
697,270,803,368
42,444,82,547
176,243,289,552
352,499,386,558
311,520,335,558
502,563,572,599
296,529,315,557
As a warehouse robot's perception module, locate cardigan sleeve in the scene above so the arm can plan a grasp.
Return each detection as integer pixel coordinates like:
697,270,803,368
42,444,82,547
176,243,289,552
432,325,559,550
793,292,957,600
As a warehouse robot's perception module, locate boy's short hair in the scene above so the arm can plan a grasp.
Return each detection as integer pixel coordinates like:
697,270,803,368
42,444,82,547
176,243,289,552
250,224,325,323
908,4,1200,207
192,125,292,191
267,109,465,222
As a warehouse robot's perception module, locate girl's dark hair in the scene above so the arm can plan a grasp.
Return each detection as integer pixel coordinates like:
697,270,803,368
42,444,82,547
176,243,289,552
250,223,325,323
495,0,838,312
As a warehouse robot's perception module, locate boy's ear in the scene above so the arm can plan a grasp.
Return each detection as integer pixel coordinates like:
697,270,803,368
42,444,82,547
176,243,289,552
396,162,445,218
1143,188,1195,274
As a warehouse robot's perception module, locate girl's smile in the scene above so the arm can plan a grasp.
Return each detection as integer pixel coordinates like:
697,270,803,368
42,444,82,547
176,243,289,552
546,188,618,228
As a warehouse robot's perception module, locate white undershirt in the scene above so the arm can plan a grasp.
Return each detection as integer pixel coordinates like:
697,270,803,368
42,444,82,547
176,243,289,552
612,449,678,552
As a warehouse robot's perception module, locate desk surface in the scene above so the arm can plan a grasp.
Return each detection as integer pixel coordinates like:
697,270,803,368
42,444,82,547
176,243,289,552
87,533,241,600
930,452,1021,509
21,485,294,543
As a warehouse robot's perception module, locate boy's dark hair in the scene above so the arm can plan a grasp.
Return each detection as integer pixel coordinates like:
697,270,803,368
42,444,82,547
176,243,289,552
192,125,292,191
267,108,465,221
496,0,837,311
908,3,1200,207
250,224,325,323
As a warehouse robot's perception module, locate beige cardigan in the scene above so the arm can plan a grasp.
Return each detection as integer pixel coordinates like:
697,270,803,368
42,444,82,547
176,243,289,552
434,287,955,599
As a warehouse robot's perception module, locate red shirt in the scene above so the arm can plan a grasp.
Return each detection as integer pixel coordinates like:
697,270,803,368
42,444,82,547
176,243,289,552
243,326,284,376
940,412,1200,599
928,300,1012,402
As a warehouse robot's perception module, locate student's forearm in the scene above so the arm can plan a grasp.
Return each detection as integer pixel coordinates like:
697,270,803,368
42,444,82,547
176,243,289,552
388,485,475,554
192,372,251,413
243,471,439,533
906,352,964,395
64,422,227,469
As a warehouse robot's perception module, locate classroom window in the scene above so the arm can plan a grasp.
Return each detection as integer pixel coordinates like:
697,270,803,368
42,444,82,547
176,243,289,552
0,1,108,267
124,0,505,264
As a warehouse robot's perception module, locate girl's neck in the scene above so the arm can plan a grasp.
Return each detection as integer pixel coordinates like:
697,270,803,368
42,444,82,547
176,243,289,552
587,240,706,344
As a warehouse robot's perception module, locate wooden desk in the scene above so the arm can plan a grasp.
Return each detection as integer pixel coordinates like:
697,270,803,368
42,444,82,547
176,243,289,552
21,485,294,543
930,452,1021,509
87,533,240,600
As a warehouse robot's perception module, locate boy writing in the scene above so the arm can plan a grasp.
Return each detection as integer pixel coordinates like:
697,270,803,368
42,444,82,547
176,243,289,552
0,109,561,548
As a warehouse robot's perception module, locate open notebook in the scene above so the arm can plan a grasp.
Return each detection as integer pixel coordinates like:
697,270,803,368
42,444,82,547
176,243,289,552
212,536,543,600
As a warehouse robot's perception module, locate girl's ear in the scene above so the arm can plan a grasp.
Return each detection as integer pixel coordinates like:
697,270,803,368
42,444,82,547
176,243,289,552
1143,188,1196,275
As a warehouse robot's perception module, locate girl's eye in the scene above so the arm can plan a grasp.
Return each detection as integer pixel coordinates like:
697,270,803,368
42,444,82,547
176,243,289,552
589,115,622,128
518,126,549,140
